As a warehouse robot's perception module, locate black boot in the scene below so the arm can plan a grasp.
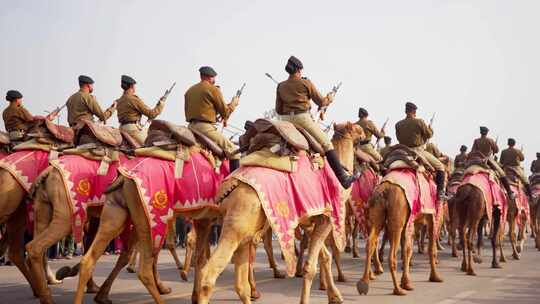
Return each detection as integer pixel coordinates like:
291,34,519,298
435,170,448,201
229,159,240,173
500,176,515,200
326,150,358,189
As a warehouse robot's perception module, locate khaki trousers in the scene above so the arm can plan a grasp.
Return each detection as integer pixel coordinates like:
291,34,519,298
279,113,334,151
411,146,445,171
507,165,529,185
120,123,148,146
487,157,506,178
188,122,240,160
359,143,382,162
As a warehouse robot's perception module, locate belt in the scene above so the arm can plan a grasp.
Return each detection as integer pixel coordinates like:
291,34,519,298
120,121,140,125
359,140,371,145
189,119,213,124
280,110,309,116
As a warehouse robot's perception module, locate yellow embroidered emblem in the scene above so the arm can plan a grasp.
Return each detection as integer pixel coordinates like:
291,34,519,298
275,201,290,218
152,190,168,210
77,179,91,196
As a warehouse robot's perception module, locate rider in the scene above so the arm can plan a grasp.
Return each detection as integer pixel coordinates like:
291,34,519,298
356,107,384,162
3,90,36,141
380,136,393,158
275,55,358,188
116,75,166,145
395,102,447,200
531,153,540,174
66,75,116,128
500,138,532,197
471,126,514,199
184,66,241,171
454,145,468,170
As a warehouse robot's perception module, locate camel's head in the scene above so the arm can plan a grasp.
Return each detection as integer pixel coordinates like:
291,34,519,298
332,121,365,142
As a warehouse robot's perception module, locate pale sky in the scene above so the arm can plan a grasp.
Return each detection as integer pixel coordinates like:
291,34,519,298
1,0,538,171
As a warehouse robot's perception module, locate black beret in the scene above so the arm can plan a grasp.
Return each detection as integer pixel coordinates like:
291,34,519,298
78,75,94,85
121,75,136,85
507,138,516,146
244,120,255,130
358,107,369,118
384,136,392,143
405,102,417,112
285,56,303,74
6,90,22,101
480,126,489,133
199,66,217,77
536,152,540,158
460,145,467,151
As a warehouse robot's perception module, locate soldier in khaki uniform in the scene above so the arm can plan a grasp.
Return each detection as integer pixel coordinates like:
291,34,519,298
471,126,514,198
395,102,447,200
500,138,532,196
426,142,449,164
379,136,393,159
275,56,357,188
356,107,384,162
185,66,240,171
3,90,36,141
531,153,540,174
454,145,468,170
116,75,165,145
66,75,116,127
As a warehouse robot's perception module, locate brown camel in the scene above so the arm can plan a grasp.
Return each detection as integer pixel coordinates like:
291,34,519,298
197,122,363,304
505,189,528,259
533,195,540,250
453,184,503,275
357,178,443,296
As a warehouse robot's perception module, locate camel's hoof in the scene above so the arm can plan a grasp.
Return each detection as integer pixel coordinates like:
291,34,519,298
39,294,55,304
319,283,327,291
344,246,352,253
400,280,414,291
180,271,189,281
460,264,467,272
356,280,369,295
55,266,73,281
94,295,113,304
328,296,344,304
47,278,62,285
512,253,521,260
295,272,303,278
393,287,407,296
517,244,523,253
491,261,502,269
126,266,136,273
86,284,100,294
374,267,384,275
429,273,444,283
500,255,507,263
418,249,425,255
158,285,172,295
273,270,286,279
466,270,477,276
250,290,261,300
353,251,360,258
337,275,347,282
473,255,483,264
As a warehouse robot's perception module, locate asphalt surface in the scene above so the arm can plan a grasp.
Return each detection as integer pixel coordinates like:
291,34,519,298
0,236,539,304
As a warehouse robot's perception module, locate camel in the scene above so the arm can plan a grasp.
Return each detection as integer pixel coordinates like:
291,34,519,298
196,122,363,304
505,187,529,259
533,195,540,250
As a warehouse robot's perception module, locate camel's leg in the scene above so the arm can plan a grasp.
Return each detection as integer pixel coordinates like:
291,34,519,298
466,218,480,276
517,214,526,253
499,229,507,262
357,204,385,295
153,252,172,295
459,224,467,272
388,220,407,295
94,231,136,304
166,222,184,271
372,237,384,275
400,229,414,291
450,220,458,258
74,202,128,304
332,238,346,283
509,216,520,260
127,247,138,273
295,230,309,277
248,243,261,300
319,244,343,304
427,215,443,282
351,219,360,258
300,216,341,304
475,217,486,262
491,207,502,269
181,228,196,281
191,218,212,304
378,229,388,263
26,186,71,304
233,242,253,304
263,229,285,278
83,217,101,293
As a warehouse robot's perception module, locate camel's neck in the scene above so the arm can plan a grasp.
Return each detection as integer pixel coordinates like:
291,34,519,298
332,136,354,172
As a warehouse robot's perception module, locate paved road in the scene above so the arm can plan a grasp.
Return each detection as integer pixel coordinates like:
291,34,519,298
1,237,539,304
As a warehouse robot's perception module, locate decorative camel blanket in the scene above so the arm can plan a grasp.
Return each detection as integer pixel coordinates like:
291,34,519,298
463,172,507,224
382,168,441,237
118,153,229,254
350,167,379,237
49,155,126,243
0,152,7,159
230,154,342,277
510,184,530,225
0,150,50,192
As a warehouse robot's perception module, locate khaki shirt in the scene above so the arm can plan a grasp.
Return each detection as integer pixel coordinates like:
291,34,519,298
454,152,468,168
2,103,34,132
500,147,524,167
471,136,498,157
185,81,232,123
380,144,393,158
395,117,433,148
531,159,540,173
66,90,115,126
275,75,330,115
117,92,164,124
356,119,383,142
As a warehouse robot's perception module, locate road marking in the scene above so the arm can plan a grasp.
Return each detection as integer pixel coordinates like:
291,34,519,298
436,290,477,304
491,274,513,283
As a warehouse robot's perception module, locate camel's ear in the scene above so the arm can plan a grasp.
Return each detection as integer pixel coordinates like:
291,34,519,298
333,122,338,130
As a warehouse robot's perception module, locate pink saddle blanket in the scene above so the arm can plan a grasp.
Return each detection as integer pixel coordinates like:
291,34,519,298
350,167,379,237
0,150,50,192
230,153,342,277
119,152,229,254
510,184,530,225
463,172,507,224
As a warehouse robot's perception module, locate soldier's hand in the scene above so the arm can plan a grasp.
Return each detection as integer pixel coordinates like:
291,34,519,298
159,96,167,103
230,96,240,109
326,91,335,104
112,101,118,108
46,111,58,121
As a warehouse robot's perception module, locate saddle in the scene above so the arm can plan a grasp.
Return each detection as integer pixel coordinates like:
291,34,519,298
78,119,122,147
297,127,324,155
383,144,434,173
25,117,74,145
464,151,490,170
252,118,309,152
504,166,523,185
0,131,10,154
146,120,197,148
449,169,465,185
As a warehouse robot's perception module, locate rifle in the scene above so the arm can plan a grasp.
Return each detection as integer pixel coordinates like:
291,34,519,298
429,112,436,128
143,81,176,127
264,73,279,85
318,81,342,121
375,117,390,149
222,83,246,129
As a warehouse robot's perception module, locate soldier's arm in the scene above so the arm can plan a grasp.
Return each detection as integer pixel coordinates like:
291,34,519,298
306,79,331,108
517,150,524,162
368,120,384,139
420,119,434,140
19,106,36,122
132,96,164,120
84,95,109,122
211,87,235,121
490,139,499,154
275,85,284,115
531,160,536,172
